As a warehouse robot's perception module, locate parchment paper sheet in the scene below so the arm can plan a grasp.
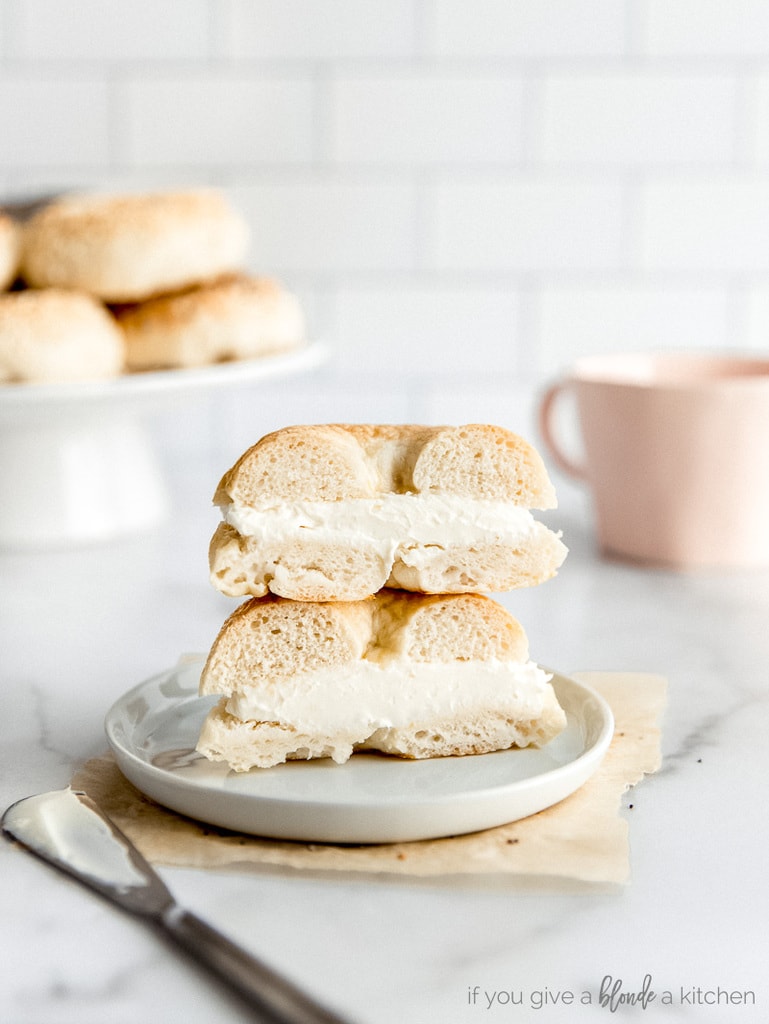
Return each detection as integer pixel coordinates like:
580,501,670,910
71,672,666,887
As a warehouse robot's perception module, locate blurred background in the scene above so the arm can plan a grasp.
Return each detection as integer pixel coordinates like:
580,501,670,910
2,0,769,490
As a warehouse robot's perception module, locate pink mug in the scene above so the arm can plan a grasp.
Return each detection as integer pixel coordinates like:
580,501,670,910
538,352,769,568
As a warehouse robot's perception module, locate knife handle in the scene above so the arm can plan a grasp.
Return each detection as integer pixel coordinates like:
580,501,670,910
161,905,354,1024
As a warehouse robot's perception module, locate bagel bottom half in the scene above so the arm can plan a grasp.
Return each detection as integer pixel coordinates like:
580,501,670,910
209,514,567,602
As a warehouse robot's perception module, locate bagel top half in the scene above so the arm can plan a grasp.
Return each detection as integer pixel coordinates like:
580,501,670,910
215,423,558,509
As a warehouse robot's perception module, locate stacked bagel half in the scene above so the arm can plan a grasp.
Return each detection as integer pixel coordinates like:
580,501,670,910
0,189,304,384
197,423,569,771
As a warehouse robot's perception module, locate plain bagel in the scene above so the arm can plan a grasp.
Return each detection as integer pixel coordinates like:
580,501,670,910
20,189,250,303
115,273,305,371
0,288,125,384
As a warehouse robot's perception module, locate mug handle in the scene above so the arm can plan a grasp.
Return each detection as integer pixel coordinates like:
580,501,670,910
538,378,588,481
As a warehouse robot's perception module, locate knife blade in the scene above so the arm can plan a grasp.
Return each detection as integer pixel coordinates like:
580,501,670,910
2,789,355,1024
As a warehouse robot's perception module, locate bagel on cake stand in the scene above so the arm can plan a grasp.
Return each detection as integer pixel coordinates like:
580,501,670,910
0,188,324,547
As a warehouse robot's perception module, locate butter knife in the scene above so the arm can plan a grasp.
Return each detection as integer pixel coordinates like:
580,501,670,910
2,789,355,1024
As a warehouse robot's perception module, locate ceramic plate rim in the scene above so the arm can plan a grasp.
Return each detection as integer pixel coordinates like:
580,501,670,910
104,660,614,844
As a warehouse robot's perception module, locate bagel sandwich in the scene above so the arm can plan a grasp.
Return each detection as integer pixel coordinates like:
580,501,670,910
209,423,568,602
197,590,567,770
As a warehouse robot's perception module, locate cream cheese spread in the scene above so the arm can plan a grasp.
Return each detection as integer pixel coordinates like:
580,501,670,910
221,493,541,558
224,658,552,735
3,789,148,891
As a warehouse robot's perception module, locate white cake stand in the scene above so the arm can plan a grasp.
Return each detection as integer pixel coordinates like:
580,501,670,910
0,343,328,549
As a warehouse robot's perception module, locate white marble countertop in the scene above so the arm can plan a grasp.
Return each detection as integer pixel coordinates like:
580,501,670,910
1,461,767,1024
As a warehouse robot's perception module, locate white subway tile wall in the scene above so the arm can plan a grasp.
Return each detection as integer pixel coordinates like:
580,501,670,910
123,77,319,166
2,0,769,472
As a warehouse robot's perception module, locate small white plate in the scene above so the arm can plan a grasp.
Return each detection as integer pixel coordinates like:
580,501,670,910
105,658,614,845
